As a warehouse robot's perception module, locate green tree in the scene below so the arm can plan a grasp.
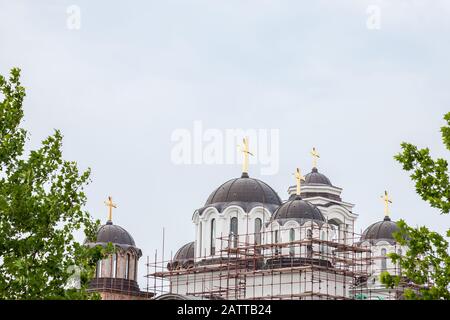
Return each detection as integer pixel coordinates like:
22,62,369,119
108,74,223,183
0,68,103,299
381,112,450,300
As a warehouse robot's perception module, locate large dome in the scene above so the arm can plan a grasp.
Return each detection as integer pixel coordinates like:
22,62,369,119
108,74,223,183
204,173,282,207
271,196,325,223
361,216,400,244
304,167,332,186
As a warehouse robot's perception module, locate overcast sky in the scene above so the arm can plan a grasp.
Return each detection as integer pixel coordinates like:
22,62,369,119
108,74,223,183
1,0,449,289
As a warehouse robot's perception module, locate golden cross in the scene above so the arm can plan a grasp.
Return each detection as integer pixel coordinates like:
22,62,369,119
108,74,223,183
238,137,254,175
294,168,305,195
104,196,117,221
310,147,320,168
381,191,392,217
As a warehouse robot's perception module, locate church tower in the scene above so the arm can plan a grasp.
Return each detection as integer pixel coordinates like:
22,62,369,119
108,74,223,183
85,197,151,300
287,148,358,244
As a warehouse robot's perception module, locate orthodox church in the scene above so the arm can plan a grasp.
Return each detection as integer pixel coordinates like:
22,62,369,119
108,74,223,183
87,141,412,300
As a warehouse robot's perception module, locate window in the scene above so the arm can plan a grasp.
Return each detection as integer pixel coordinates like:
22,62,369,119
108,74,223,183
254,218,262,254
210,219,216,256
199,222,203,257
274,229,280,255
97,259,102,278
307,245,313,258
230,217,238,248
321,231,326,254
135,258,138,280
125,254,130,279
254,218,262,245
289,228,295,256
112,253,117,278
381,248,387,271
307,229,312,239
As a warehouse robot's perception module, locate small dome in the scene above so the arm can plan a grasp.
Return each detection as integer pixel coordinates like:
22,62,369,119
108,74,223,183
168,242,195,270
304,167,332,186
361,216,400,244
204,173,282,207
89,221,136,246
272,196,325,223
173,242,195,261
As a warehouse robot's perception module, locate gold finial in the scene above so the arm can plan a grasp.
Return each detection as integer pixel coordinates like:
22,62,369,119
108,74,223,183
310,147,320,168
381,191,392,217
294,168,306,196
104,196,117,222
238,137,254,175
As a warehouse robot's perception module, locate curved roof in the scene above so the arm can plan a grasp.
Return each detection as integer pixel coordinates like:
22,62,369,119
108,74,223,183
84,220,141,257
205,174,282,206
167,242,195,270
304,167,332,186
361,216,400,244
199,174,282,215
173,241,195,261
95,221,136,246
271,196,325,224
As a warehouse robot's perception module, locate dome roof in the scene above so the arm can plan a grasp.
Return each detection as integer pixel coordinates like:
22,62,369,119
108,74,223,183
173,242,195,261
203,173,282,209
91,221,136,246
271,196,325,223
361,216,400,244
167,242,195,270
304,167,332,186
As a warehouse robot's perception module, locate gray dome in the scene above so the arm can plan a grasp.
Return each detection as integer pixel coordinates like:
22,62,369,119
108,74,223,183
168,242,195,270
304,167,332,186
272,196,325,223
205,173,282,207
93,221,136,246
173,242,195,261
361,216,400,244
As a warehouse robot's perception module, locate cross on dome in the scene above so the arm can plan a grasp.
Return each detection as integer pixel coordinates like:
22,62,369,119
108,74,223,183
104,196,117,223
238,137,254,177
310,147,320,168
381,190,392,218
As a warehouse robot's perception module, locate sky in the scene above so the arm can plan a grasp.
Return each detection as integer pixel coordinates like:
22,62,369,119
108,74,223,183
1,0,449,289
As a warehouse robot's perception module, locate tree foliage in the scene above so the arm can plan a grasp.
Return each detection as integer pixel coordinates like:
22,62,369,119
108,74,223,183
0,68,103,299
394,113,450,214
381,112,450,300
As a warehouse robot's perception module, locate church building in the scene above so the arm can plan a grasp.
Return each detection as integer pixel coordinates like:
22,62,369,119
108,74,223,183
87,140,412,300
149,141,411,300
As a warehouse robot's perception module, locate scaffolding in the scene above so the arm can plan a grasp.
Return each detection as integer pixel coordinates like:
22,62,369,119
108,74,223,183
145,224,409,300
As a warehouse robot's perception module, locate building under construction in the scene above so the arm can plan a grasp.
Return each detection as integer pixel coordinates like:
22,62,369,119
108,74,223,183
85,146,415,300
145,148,412,300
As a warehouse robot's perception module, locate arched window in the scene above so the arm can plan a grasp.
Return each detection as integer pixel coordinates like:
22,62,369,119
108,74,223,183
112,253,117,278
289,228,295,256
210,219,216,256
381,248,387,271
199,222,203,257
97,259,102,278
135,257,138,280
254,218,262,245
125,253,130,279
230,217,238,248
321,231,326,254
274,229,280,255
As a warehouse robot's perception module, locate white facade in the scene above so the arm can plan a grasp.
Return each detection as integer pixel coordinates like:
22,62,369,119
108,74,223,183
164,169,406,300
